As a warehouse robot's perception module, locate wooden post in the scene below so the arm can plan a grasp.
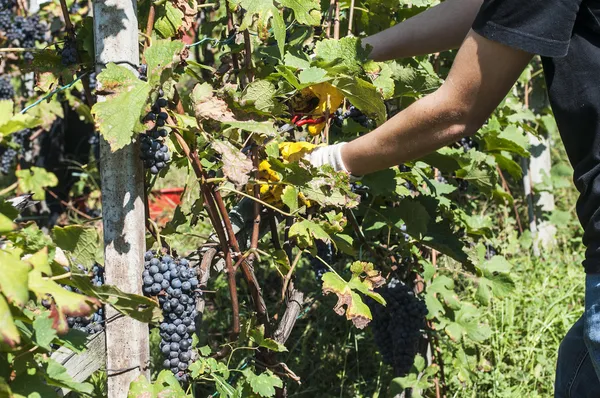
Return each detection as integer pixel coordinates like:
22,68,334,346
92,1,150,396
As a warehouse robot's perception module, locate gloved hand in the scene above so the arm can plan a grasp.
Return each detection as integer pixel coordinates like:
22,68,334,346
303,142,361,181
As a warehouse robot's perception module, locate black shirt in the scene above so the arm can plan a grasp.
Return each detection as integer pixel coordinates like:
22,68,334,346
473,0,600,273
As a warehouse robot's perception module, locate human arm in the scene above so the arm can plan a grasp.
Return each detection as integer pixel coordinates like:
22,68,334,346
362,0,484,61
307,30,532,176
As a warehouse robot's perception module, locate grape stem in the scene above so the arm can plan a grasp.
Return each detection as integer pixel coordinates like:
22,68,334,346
279,250,303,303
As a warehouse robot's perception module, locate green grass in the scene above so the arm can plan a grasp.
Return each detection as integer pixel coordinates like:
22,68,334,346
454,245,585,397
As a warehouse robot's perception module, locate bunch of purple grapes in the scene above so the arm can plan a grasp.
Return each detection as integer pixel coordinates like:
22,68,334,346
140,92,170,175
0,129,30,175
367,279,428,377
142,250,200,382
0,75,13,100
0,0,14,32
333,105,375,129
6,15,47,61
459,136,479,152
60,40,78,66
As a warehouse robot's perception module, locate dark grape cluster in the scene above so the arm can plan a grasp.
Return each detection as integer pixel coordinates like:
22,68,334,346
142,250,200,382
309,240,332,282
0,129,29,175
0,75,13,100
367,279,428,377
140,92,170,175
6,15,46,61
60,40,78,66
485,243,498,260
458,136,479,152
42,264,105,334
0,0,13,32
333,105,375,129
138,64,148,81
0,146,16,174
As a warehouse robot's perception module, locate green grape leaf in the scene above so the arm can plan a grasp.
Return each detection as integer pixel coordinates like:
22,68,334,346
155,2,184,38
369,62,395,99
279,0,321,25
236,0,273,30
249,325,288,352
223,121,278,136
0,212,14,234
52,225,100,268
455,151,498,194
425,275,460,318
298,67,328,85
394,198,430,238
242,369,283,397
444,304,492,343
240,80,284,115
42,358,94,394
0,378,12,397
0,294,20,347
475,255,515,305
144,39,186,87
0,249,31,308
332,77,386,125
494,152,523,179
128,374,153,397
0,100,41,135
91,63,151,151
289,219,330,248
78,281,159,324
281,185,299,213
314,37,369,75
419,147,463,172
284,49,311,69
32,313,57,351
482,124,530,157
268,6,285,58
15,167,58,201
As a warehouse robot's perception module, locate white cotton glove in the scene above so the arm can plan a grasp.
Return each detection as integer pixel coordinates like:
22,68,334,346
303,142,361,181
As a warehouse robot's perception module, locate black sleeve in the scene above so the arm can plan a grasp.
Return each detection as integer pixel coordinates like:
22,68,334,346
472,0,583,57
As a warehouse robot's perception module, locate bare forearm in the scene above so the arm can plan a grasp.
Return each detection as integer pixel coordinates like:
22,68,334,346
340,31,532,177
363,0,484,61
341,89,468,176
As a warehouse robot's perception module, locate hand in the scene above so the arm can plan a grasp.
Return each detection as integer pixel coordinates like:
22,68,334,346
303,142,361,181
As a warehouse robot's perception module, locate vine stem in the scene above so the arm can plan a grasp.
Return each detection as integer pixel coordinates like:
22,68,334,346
247,146,262,267
279,250,303,303
325,0,335,38
44,188,93,220
347,0,356,35
224,0,242,83
0,182,18,196
58,0,75,34
333,0,341,40
243,29,254,84
144,4,156,50
170,114,267,332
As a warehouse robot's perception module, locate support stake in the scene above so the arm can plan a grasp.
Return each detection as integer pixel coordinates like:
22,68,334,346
92,1,150,396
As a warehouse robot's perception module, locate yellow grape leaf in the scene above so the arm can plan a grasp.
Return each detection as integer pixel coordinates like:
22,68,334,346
0,294,20,347
0,249,31,308
28,270,100,335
